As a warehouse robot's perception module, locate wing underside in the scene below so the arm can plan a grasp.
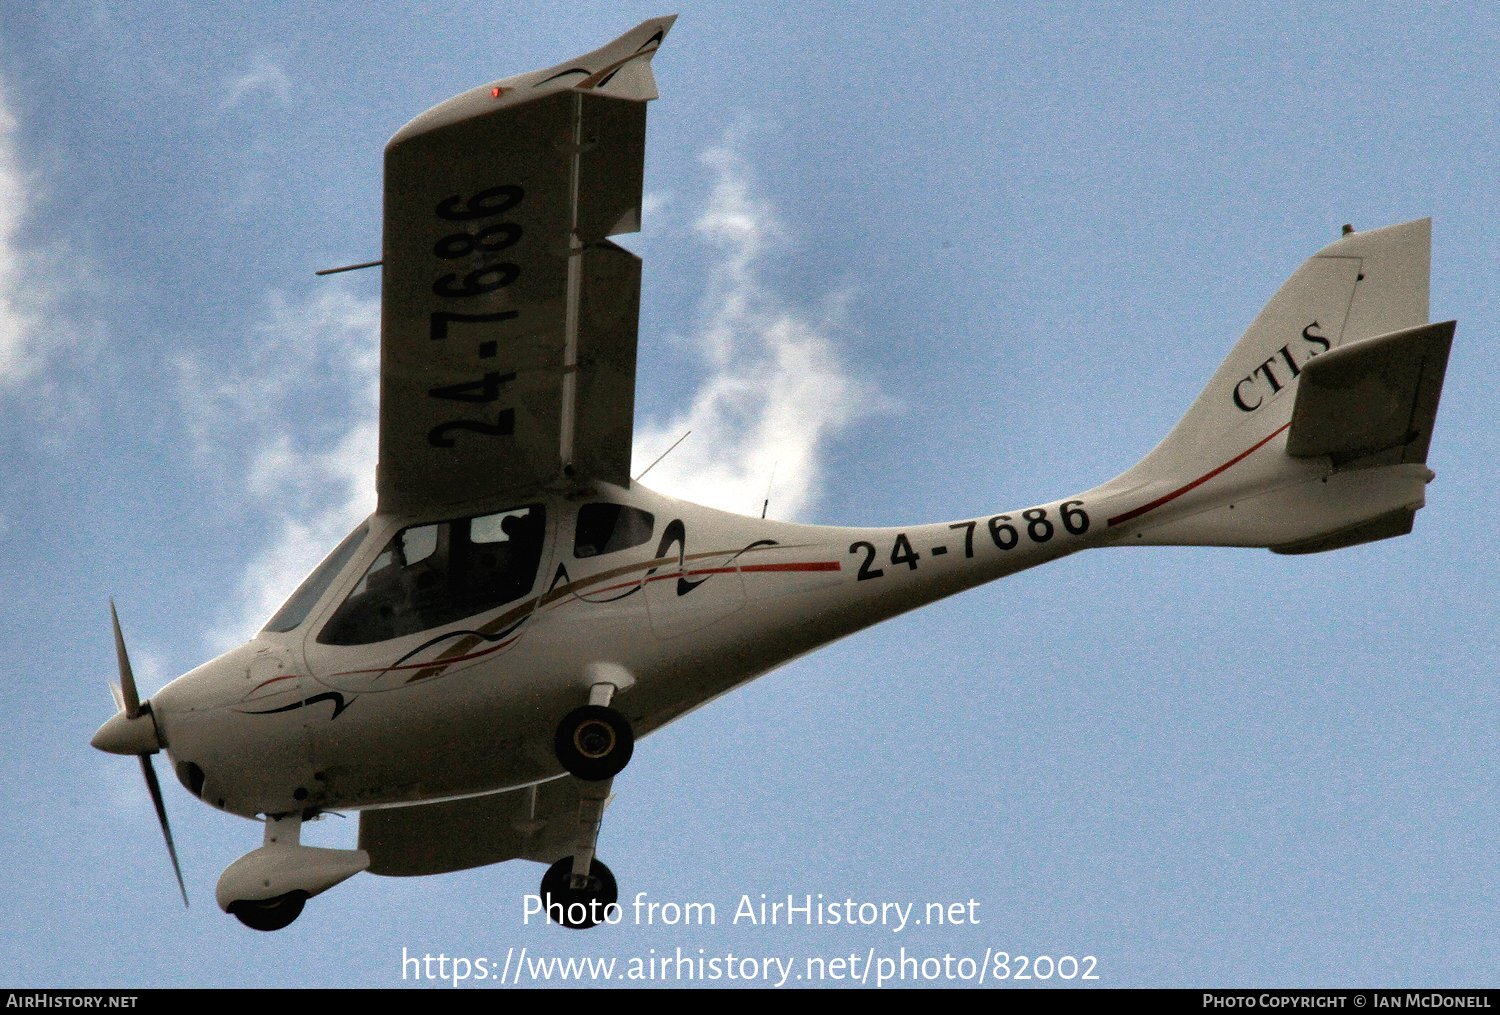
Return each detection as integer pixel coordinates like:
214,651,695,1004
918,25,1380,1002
376,17,673,517
359,776,585,876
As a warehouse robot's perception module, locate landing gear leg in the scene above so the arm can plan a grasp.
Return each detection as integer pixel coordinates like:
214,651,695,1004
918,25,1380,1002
541,773,617,929
539,680,631,928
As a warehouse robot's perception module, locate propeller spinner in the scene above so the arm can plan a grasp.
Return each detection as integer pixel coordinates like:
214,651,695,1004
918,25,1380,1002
91,600,189,907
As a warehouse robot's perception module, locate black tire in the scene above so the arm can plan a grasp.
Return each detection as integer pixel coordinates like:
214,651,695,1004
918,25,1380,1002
228,890,309,932
538,856,618,930
554,705,634,781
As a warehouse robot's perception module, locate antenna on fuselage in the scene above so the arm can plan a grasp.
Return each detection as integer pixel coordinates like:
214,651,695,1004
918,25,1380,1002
760,461,777,519
634,430,691,482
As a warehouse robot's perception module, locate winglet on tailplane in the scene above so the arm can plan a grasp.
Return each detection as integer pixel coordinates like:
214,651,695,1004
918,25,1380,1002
1087,219,1454,554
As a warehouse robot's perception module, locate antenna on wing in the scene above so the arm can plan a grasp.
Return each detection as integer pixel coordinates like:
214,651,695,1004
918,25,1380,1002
634,430,691,482
315,259,383,277
760,461,777,519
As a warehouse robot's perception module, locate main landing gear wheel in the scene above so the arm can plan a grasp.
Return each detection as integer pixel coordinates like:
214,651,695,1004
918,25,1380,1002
228,890,309,932
540,857,618,930
554,705,634,781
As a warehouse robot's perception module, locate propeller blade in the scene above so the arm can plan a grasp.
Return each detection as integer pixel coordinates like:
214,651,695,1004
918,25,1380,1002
102,602,188,906
139,754,188,908
109,600,141,719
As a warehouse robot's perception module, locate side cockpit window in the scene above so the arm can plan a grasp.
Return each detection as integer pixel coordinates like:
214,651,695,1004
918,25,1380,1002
318,505,546,646
574,503,654,558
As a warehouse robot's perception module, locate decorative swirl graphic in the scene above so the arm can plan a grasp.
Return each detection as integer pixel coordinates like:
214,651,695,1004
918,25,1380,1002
242,691,351,720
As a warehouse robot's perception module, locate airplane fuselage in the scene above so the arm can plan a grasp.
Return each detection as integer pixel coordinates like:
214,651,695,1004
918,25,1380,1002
153,480,1108,820
151,401,1439,827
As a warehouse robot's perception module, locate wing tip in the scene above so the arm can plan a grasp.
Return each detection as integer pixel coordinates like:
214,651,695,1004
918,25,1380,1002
388,17,677,150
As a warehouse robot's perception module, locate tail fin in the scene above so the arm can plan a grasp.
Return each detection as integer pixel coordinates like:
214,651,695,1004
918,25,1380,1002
1090,219,1454,553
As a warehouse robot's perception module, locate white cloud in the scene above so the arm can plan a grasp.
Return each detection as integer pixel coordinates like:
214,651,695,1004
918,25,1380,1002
126,644,170,698
0,74,50,388
219,54,293,112
640,190,671,222
179,285,379,651
177,286,377,460
219,417,376,649
632,144,877,518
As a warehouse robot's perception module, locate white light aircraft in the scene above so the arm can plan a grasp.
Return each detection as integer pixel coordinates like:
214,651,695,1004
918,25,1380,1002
92,16,1454,931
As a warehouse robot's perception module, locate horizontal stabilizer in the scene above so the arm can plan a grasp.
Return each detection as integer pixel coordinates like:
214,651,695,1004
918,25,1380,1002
1286,320,1455,467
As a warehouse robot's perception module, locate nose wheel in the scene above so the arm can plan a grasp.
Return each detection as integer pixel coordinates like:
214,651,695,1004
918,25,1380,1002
217,812,369,932
554,705,634,781
228,890,308,932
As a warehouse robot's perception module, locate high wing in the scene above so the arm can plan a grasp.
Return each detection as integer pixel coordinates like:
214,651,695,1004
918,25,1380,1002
359,776,589,876
376,16,675,517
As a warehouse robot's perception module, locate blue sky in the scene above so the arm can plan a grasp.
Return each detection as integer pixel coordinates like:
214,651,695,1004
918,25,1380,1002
1,1,1496,988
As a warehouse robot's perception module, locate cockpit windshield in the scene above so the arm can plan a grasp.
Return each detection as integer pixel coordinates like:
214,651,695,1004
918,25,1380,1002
261,522,370,634
317,505,546,646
